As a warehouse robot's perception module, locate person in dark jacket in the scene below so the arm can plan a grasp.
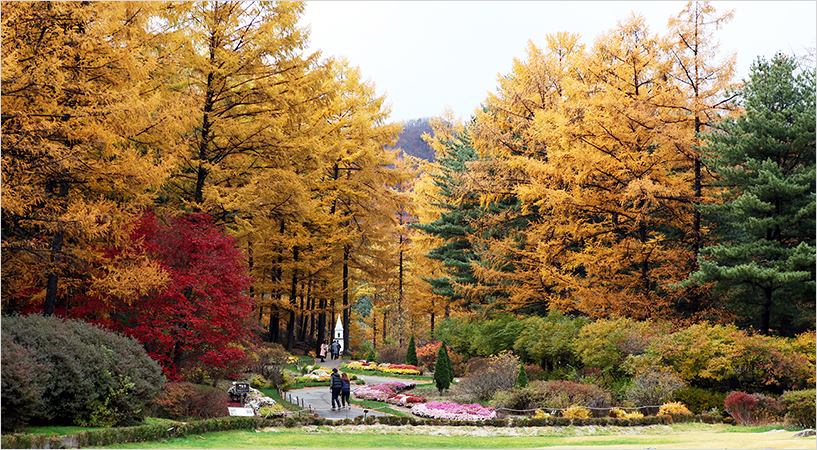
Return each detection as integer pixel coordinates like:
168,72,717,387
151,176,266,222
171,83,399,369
340,372,351,410
329,368,343,410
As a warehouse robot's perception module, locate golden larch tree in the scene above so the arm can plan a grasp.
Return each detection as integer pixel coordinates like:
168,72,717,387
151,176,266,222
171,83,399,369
1,1,176,314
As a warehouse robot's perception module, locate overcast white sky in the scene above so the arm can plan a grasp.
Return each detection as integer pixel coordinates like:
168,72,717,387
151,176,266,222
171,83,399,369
301,1,816,123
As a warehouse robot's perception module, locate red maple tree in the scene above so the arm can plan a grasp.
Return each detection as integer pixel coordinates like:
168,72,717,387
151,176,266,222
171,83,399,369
69,212,257,381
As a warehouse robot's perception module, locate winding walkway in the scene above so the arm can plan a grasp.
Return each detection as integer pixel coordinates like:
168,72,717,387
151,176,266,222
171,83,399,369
285,356,408,420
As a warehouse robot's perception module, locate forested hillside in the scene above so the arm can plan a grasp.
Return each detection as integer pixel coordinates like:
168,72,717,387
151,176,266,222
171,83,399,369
392,118,435,161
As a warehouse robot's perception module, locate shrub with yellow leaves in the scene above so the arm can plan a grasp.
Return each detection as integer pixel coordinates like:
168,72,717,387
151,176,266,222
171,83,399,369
562,405,591,419
659,401,693,416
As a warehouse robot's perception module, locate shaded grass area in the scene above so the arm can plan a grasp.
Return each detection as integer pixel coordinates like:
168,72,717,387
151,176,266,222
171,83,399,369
91,424,815,449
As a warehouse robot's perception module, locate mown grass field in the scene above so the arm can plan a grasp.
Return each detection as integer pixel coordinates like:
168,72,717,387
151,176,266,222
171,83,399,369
91,423,815,449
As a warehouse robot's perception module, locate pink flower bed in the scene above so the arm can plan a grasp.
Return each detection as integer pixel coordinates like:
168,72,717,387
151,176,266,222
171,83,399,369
353,381,425,406
411,401,497,420
353,381,416,402
387,393,427,407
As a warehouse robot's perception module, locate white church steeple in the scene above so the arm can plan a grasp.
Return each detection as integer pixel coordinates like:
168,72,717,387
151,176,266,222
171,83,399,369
333,316,344,354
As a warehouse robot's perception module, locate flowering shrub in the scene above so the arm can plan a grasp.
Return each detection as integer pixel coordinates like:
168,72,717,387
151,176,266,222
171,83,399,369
257,404,286,417
386,393,427,407
346,361,378,371
378,364,422,375
345,361,422,375
411,401,497,420
524,364,546,381
353,381,416,402
286,356,299,365
293,367,331,382
658,402,692,416
244,390,276,411
155,382,228,420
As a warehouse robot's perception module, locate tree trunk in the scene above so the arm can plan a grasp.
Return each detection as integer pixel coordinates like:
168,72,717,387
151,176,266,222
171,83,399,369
317,294,326,353
760,287,773,335
269,310,279,343
44,178,69,316
286,246,299,351
342,245,350,354
382,309,388,342
269,218,285,343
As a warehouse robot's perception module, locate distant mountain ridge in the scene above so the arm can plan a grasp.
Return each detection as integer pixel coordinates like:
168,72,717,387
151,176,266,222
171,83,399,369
390,117,434,162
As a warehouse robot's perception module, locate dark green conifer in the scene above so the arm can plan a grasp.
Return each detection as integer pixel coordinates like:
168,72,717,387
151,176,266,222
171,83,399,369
406,335,418,366
684,53,816,336
433,341,453,393
409,130,480,308
516,363,529,388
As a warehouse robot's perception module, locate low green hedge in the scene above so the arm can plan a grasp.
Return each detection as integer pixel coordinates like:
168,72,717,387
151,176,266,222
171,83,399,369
1,417,265,449
1,412,729,448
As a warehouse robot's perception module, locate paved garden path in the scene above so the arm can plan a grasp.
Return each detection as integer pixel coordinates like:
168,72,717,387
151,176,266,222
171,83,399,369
286,356,407,420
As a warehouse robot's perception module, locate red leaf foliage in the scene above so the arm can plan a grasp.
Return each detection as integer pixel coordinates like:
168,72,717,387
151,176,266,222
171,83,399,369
70,212,257,381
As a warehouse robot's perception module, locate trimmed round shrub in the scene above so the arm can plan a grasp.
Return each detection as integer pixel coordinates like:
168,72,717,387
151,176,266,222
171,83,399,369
780,389,816,428
1,314,164,428
1,332,51,431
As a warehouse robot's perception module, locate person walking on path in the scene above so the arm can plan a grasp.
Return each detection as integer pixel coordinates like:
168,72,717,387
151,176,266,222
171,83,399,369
329,368,343,411
329,340,340,360
319,341,328,363
340,372,351,410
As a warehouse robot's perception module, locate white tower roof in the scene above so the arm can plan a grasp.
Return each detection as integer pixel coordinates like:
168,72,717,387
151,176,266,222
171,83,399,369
335,315,343,332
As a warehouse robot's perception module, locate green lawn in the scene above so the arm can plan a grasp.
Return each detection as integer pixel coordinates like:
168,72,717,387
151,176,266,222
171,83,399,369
90,423,815,449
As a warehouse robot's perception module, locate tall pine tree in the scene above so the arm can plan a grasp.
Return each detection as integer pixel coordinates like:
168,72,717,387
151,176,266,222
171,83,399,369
409,129,480,312
683,53,816,336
